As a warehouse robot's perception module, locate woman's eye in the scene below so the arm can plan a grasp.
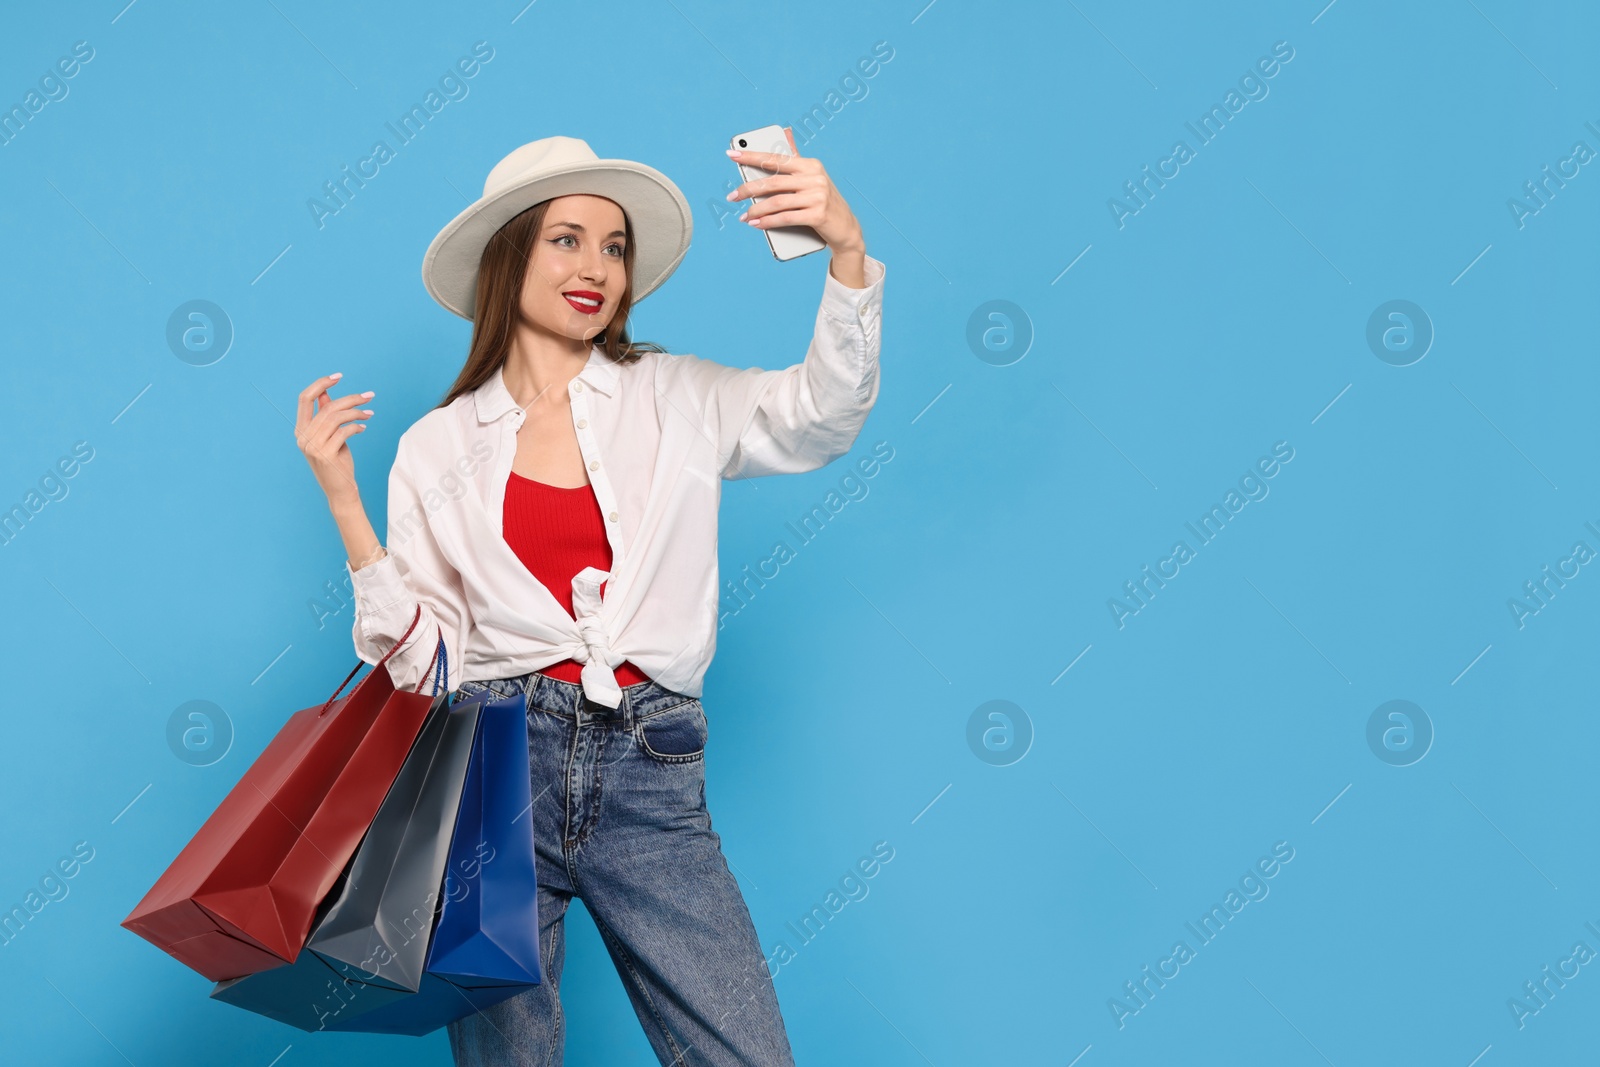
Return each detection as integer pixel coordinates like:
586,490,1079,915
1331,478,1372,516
553,235,621,255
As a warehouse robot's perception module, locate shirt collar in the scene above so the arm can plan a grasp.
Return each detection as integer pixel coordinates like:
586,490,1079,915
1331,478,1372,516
474,345,620,423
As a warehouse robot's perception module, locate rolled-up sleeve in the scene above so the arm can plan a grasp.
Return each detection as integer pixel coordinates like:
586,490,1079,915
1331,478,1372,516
347,434,469,694
712,254,886,480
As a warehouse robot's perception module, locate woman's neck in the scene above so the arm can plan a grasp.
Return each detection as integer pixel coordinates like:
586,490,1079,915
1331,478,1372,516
503,331,591,409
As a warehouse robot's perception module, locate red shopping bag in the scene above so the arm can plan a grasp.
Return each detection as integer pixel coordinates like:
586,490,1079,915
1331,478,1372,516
122,605,444,982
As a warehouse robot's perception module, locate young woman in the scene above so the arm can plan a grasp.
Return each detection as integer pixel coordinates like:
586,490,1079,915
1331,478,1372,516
293,133,886,1066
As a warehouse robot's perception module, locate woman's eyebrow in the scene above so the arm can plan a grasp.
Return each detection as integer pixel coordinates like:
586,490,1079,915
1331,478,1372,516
548,221,627,239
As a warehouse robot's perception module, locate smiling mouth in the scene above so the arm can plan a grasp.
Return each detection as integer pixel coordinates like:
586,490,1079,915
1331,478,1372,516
563,292,604,315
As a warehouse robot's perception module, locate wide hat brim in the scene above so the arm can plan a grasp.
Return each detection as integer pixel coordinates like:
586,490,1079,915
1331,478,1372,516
422,158,692,321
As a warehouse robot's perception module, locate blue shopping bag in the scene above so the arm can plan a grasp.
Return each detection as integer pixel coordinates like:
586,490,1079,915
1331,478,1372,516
323,686,542,1035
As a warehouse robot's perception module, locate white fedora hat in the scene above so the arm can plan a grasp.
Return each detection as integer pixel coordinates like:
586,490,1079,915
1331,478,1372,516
422,135,692,321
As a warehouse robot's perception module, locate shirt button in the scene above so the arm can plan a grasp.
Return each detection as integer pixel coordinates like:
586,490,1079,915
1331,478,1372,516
572,381,584,392
589,460,599,471
608,511,618,522
577,418,588,429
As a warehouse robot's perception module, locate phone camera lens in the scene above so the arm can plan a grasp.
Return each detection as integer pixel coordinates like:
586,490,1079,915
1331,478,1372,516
737,139,747,148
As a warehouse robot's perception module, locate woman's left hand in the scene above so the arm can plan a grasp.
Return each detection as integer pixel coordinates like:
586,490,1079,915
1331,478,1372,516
726,127,865,255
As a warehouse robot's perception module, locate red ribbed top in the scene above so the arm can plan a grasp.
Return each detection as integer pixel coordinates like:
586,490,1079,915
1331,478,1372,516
501,472,649,687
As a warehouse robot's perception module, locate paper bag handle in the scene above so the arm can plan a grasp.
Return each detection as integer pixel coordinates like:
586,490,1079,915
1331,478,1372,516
319,604,447,716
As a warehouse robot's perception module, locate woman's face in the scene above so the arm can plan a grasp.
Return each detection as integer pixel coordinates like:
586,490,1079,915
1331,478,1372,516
518,194,628,345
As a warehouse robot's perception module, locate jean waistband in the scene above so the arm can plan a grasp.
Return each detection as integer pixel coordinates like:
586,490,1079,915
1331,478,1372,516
457,671,694,728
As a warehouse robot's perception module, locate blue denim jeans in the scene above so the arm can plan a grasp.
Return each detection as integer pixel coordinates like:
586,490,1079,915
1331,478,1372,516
445,671,795,1067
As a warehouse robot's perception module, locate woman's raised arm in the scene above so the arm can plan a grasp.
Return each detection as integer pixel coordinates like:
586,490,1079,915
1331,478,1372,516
706,252,887,481
704,136,887,479
295,374,465,692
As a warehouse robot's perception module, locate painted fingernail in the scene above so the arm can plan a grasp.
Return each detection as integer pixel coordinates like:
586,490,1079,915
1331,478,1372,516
737,211,748,221
725,191,737,201
330,371,342,379
726,148,742,156
361,390,374,397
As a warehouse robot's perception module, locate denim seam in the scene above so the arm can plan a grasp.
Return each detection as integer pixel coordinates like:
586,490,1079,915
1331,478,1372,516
575,729,609,851
561,714,585,890
543,911,565,1067
591,911,692,1066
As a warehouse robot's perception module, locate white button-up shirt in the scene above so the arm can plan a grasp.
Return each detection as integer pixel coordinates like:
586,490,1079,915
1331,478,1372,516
348,254,886,705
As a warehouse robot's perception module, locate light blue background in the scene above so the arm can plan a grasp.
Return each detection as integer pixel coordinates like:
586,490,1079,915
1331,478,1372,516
2,0,1597,1064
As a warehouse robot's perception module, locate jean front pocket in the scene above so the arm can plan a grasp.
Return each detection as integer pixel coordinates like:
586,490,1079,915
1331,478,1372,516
633,699,707,764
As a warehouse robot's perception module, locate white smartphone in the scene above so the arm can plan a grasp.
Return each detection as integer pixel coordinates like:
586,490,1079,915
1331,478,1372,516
730,124,828,262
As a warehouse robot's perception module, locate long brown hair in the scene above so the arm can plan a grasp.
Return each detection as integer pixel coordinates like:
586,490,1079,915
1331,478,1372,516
436,199,666,410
